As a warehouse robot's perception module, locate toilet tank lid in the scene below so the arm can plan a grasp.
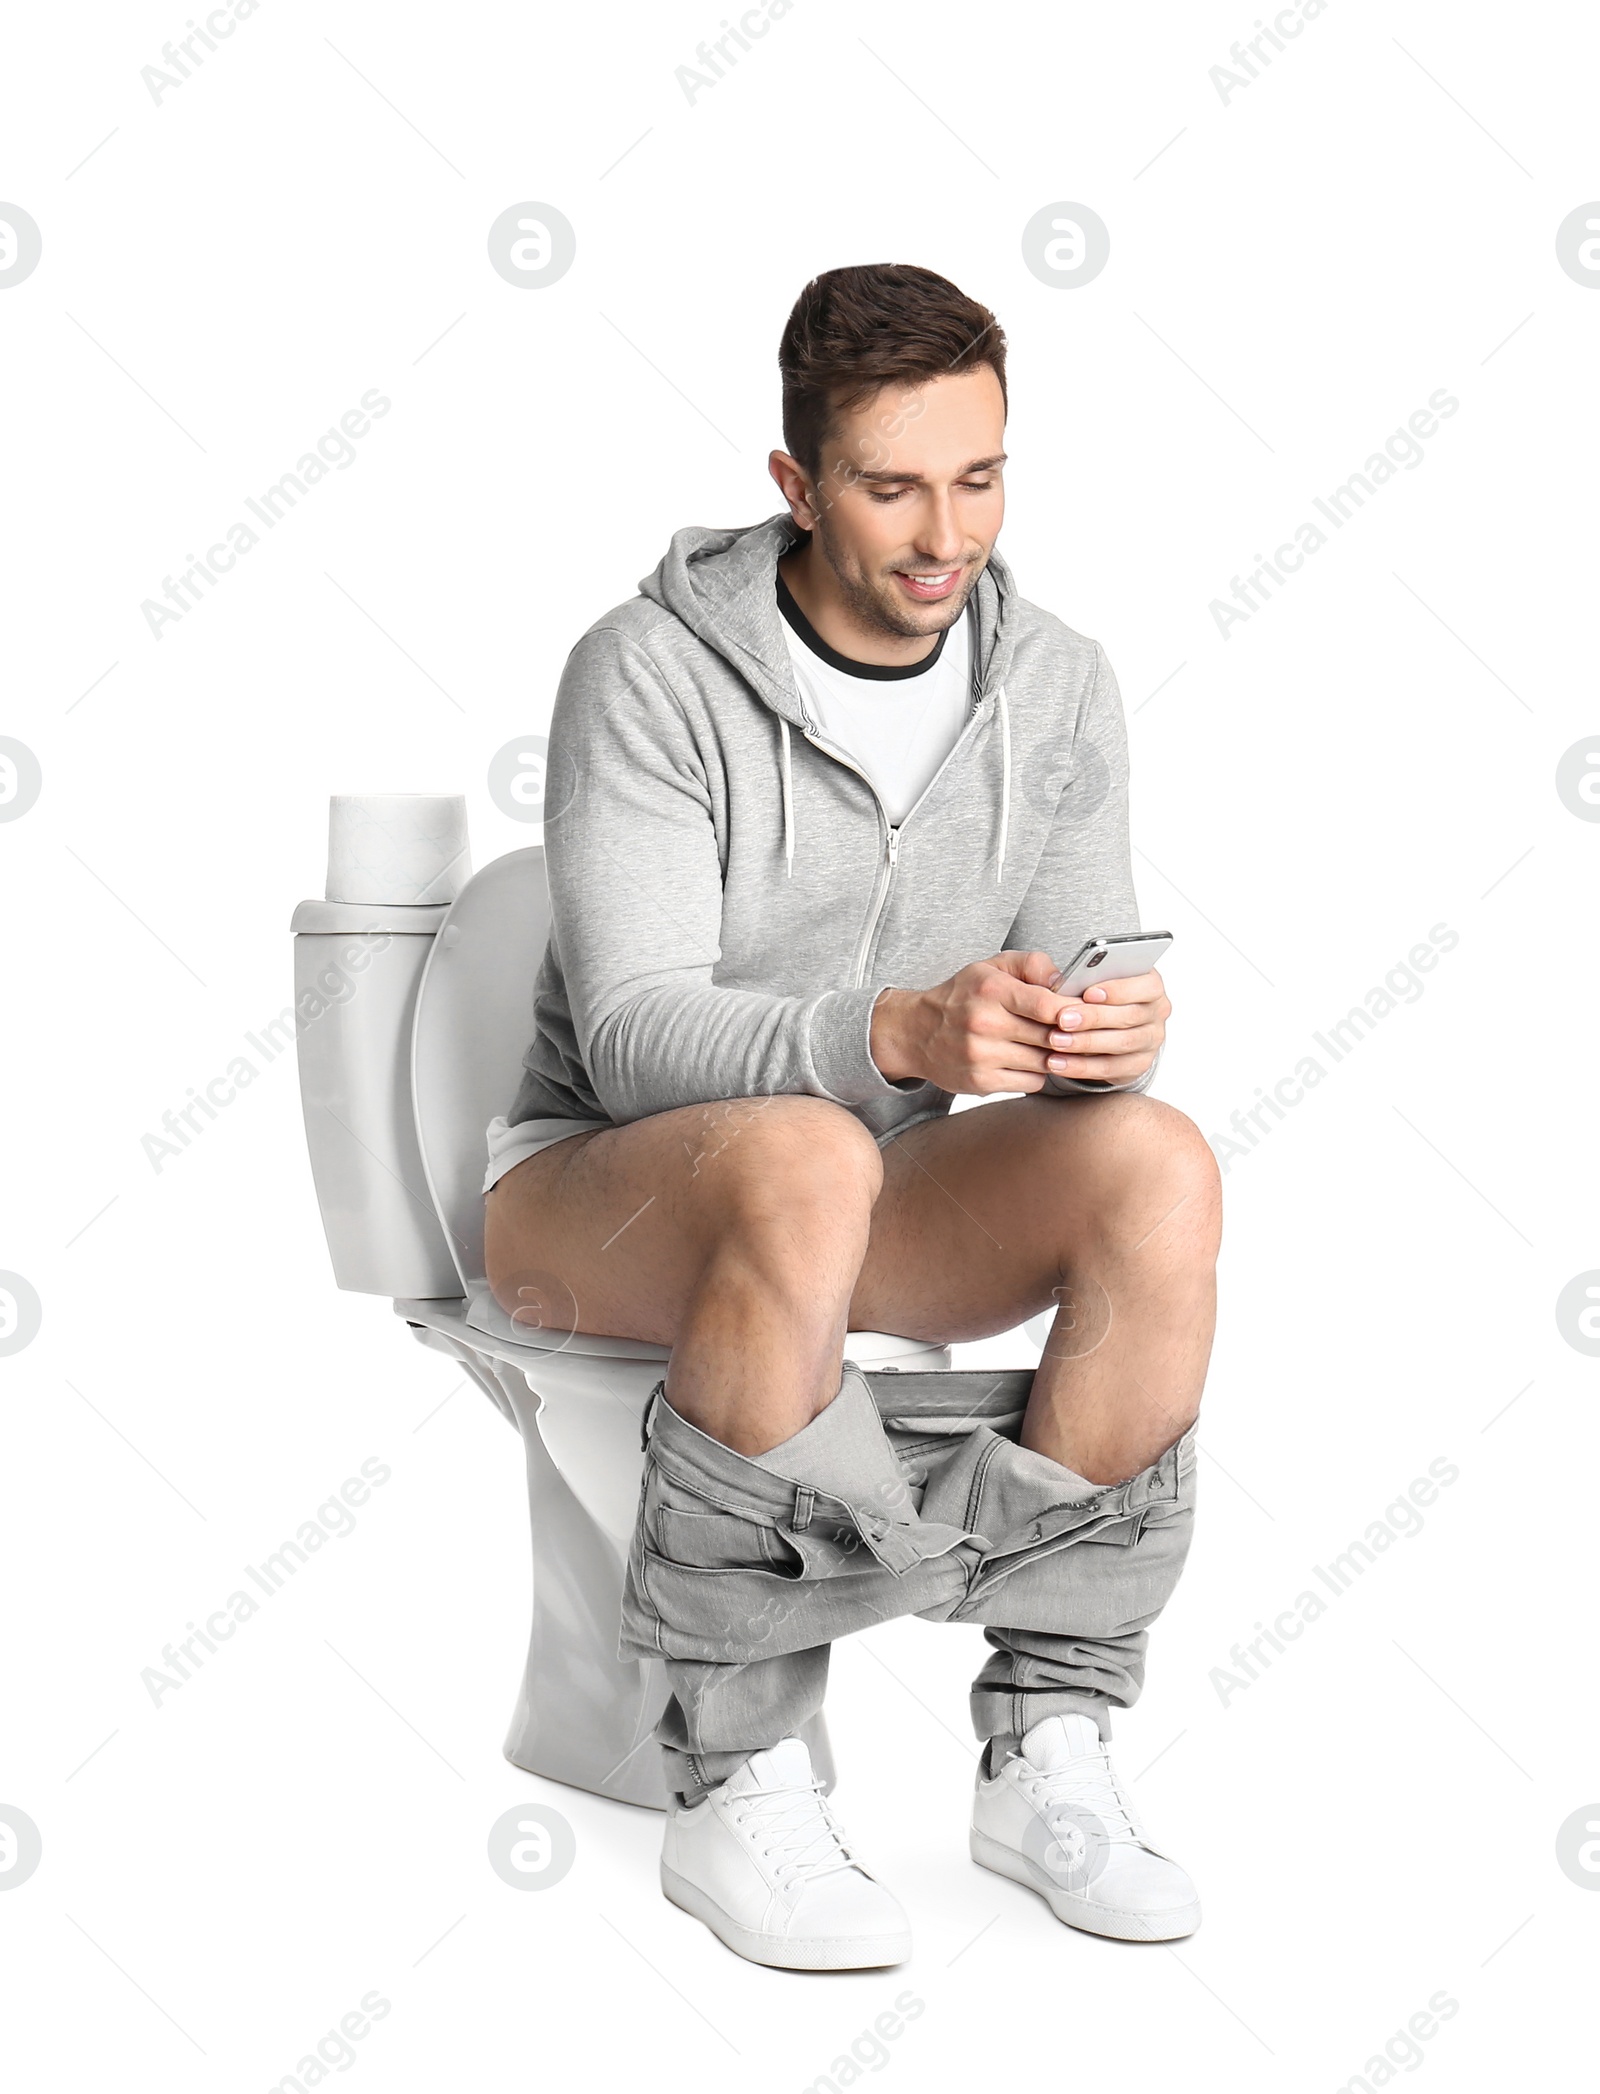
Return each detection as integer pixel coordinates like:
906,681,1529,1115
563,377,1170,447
290,898,451,934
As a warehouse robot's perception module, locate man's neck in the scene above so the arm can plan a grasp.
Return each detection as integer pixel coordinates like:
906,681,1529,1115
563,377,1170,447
777,538,940,671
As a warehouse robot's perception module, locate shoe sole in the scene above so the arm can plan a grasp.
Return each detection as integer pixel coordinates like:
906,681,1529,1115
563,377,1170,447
969,1829,1201,1942
660,1862,911,1971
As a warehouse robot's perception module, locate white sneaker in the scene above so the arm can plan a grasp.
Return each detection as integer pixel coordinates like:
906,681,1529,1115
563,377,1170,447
971,1713,1201,1941
661,1737,911,1970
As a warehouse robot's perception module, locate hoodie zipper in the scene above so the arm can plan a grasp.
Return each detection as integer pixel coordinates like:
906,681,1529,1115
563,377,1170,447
799,689,992,989
849,821,899,989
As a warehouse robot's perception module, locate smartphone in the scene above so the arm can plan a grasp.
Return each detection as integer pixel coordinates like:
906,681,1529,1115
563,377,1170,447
1043,931,1173,1094
1049,930,1173,997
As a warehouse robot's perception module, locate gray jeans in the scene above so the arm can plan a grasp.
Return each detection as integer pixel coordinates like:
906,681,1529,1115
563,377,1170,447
619,1363,1198,1805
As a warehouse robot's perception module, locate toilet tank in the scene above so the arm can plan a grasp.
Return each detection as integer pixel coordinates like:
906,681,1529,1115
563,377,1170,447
291,898,463,1298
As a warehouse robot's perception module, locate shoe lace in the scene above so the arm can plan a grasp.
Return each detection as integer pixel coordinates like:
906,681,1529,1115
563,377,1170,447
1019,1742,1147,1851
728,1780,859,1890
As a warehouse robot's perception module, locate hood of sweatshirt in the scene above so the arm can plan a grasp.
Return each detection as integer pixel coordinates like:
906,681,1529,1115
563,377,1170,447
637,511,1023,882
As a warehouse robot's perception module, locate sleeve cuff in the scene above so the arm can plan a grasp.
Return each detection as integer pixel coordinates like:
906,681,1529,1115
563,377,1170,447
808,986,925,1105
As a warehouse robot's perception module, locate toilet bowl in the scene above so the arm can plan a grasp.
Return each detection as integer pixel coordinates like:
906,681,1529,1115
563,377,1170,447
292,831,953,1809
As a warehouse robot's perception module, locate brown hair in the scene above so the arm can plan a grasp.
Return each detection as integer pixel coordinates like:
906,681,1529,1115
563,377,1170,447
778,263,1007,481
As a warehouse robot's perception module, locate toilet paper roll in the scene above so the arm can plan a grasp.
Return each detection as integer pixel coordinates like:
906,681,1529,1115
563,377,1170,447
325,794,471,907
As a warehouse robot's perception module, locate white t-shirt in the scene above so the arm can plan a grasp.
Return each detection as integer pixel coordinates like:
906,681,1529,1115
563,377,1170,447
777,577,974,825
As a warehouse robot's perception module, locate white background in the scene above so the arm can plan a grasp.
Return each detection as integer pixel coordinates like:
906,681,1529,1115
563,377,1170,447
3,0,1597,2087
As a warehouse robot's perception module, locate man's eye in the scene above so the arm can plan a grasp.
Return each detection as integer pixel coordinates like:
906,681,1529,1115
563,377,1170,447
865,479,994,503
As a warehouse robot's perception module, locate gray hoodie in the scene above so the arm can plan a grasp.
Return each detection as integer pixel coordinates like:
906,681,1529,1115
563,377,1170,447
505,511,1153,1140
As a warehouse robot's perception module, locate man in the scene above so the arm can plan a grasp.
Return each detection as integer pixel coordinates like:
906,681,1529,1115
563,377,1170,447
483,263,1221,1971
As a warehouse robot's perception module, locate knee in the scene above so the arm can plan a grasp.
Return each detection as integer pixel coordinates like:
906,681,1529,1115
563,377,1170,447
1061,1095,1222,1264
709,1097,884,1240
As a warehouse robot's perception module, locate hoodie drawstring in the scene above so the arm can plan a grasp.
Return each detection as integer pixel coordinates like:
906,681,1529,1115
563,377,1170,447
993,684,1011,885
778,714,795,879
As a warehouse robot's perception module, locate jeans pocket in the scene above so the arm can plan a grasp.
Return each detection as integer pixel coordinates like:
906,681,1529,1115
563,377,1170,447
644,1460,806,1577
656,1504,786,1572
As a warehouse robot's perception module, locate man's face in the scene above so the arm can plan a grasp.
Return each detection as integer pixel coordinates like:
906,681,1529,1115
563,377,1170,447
793,366,1006,641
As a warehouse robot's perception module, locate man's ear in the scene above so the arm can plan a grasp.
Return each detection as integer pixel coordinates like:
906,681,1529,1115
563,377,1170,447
768,448,817,529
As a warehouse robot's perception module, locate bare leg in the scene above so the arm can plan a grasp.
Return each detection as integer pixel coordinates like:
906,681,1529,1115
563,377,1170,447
484,1096,883,1455
485,1089,1219,1481
850,1092,1221,1483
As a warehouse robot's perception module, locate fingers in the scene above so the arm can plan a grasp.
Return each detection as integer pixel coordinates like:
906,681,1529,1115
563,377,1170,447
1047,1003,1164,1073
983,960,1073,1030
963,956,1168,1092
992,949,1061,987
972,1036,1158,1092
1048,997,1167,1044
1045,1050,1157,1085
966,1042,1056,1093
1048,1024,1161,1068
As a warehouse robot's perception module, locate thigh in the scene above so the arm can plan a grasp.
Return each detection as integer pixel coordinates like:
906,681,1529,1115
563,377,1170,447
848,1091,1157,1342
482,1094,871,1344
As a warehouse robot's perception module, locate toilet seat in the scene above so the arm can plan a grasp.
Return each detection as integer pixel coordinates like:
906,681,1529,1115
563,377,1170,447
458,1274,945,1367
411,847,549,1294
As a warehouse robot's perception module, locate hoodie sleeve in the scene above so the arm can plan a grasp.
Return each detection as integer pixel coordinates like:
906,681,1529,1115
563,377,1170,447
1002,642,1159,1097
542,626,913,1124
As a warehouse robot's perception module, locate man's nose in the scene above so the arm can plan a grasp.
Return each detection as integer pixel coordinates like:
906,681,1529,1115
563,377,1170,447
911,492,965,563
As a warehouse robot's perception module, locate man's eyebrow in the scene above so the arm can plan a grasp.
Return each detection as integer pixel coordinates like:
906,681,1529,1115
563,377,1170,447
849,453,1008,484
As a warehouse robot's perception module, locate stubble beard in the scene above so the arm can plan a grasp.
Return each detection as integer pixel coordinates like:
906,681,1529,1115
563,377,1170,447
812,510,978,642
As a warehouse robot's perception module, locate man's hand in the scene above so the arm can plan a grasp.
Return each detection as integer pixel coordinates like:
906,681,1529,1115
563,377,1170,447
870,950,1169,1094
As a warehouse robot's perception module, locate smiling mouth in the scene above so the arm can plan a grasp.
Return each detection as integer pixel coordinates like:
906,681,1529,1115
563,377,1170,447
893,567,963,601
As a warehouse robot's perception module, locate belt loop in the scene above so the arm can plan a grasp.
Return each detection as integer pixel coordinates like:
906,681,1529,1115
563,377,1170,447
640,1380,663,1453
792,1485,815,1532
